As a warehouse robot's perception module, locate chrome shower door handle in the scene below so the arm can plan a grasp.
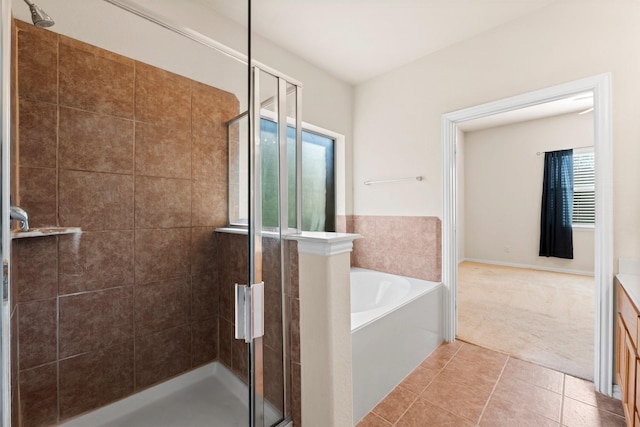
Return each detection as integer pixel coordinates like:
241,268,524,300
234,282,264,343
234,284,247,341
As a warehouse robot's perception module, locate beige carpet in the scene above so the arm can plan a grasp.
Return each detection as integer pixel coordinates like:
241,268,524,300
457,261,594,380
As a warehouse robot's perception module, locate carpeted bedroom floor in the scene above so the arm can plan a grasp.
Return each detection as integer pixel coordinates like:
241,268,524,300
457,261,594,380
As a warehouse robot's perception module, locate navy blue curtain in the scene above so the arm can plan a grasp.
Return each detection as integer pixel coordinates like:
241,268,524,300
539,149,574,259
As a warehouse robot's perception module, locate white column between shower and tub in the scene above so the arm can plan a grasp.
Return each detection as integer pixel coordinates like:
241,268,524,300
289,232,361,427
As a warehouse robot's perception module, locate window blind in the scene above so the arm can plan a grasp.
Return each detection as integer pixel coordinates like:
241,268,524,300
573,150,595,224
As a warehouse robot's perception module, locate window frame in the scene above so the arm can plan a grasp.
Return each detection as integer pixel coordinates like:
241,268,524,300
227,114,340,232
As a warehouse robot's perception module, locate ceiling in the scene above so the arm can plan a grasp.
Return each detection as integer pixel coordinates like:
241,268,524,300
201,0,558,84
199,0,593,130
13,0,586,128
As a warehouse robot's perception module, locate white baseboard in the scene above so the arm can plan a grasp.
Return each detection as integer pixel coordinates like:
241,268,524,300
612,384,622,400
459,258,594,277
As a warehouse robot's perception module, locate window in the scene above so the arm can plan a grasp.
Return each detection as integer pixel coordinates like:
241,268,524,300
228,117,336,232
573,149,595,225
300,129,335,231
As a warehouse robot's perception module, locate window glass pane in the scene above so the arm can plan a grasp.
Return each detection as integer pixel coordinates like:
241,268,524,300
261,119,279,228
228,117,248,225
228,117,336,231
301,130,335,231
286,83,299,230
287,126,297,229
302,141,328,230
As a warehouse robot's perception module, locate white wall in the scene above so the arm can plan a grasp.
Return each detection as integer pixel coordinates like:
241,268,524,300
12,0,355,214
353,1,640,267
463,112,594,274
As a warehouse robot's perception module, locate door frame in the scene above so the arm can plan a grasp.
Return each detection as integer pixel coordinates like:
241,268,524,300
441,73,613,395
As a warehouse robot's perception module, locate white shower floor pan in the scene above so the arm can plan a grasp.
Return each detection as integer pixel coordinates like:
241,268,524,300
58,362,285,427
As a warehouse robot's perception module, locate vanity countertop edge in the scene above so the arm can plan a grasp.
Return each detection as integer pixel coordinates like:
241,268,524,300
617,274,640,309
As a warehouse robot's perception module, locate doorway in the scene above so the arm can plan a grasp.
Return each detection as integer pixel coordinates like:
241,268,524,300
442,74,614,395
456,95,596,380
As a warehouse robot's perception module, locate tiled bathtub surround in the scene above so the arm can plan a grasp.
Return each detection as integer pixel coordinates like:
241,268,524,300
12,20,238,426
349,215,442,282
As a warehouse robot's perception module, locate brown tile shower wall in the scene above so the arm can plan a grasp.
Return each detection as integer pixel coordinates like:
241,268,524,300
285,240,302,427
351,215,442,282
13,20,238,426
215,232,249,384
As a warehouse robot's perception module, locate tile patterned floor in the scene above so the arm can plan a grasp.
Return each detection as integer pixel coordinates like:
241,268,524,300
356,340,625,427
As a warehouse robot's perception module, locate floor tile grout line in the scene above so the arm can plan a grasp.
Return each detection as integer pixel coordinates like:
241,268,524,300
368,370,427,425
435,341,465,371
561,377,626,422
365,411,393,427
384,387,420,427
559,373,565,426
374,340,621,427
414,342,487,426
561,394,627,422
491,360,566,425
562,391,626,419
379,339,622,427
387,363,448,426
475,354,510,425
405,397,477,427
389,342,466,426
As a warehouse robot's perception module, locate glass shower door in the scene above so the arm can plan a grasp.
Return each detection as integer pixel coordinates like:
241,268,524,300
0,0,12,424
234,60,301,426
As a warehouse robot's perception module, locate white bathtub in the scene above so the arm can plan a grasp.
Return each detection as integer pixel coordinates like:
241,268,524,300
351,268,443,424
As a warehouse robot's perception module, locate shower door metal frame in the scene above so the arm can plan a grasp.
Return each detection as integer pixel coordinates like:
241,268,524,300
0,0,12,426
247,63,302,427
0,0,11,424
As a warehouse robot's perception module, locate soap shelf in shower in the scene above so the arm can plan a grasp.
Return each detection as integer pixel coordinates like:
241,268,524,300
11,227,82,240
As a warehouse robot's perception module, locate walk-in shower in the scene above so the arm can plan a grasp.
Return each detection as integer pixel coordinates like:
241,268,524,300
5,1,300,426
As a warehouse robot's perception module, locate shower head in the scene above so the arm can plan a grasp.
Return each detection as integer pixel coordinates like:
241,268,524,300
23,0,54,28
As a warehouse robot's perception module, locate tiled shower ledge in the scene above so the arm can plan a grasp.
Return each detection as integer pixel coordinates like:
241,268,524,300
215,227,359,241
216,228,361,253
215,227,290,239
11,227,82,239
